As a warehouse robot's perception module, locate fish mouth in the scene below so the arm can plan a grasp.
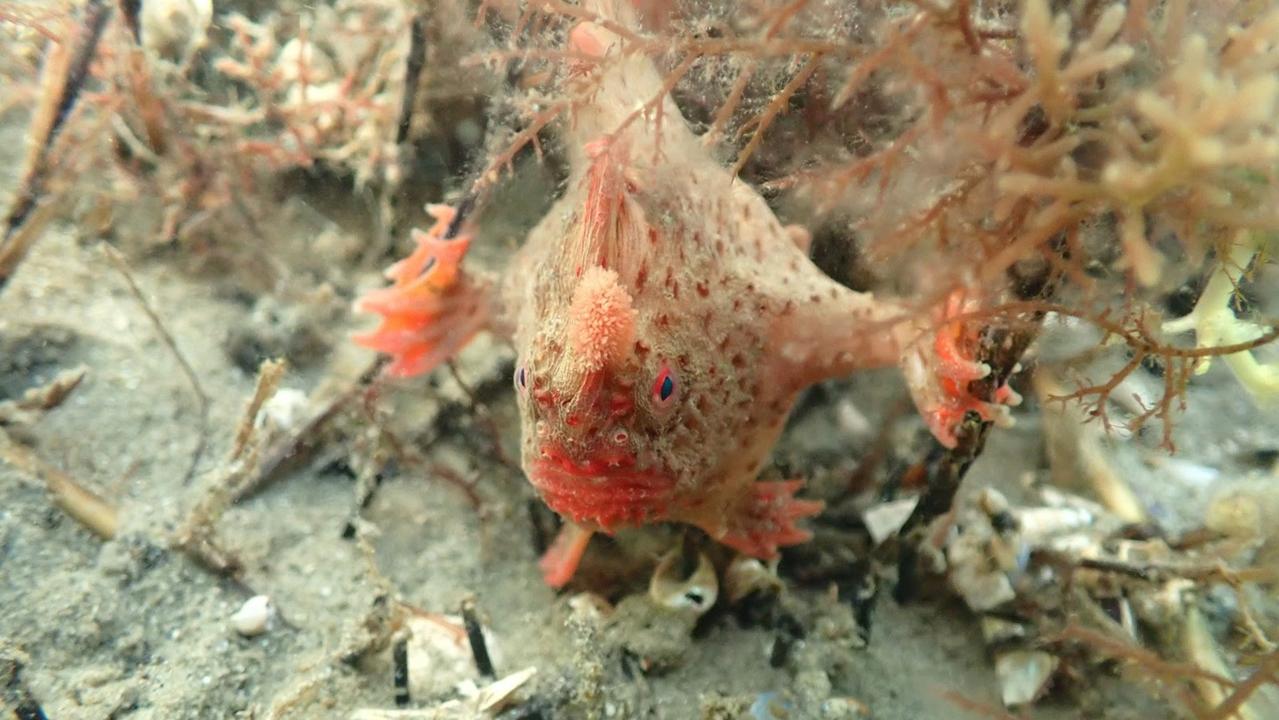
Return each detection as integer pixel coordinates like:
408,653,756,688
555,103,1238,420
528,450,676,531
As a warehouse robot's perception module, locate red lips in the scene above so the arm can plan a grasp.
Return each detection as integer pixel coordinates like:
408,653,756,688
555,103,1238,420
528,446,675,530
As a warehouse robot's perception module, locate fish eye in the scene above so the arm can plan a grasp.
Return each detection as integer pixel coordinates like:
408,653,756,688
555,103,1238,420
650,362,679,411
514,365,528,393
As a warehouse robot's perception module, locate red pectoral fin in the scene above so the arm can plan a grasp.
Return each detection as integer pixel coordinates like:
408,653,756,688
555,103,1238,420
354,204,490,378
718,480,824,559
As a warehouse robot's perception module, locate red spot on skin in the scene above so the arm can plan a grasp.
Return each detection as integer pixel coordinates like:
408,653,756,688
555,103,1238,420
610,392,634,416
696,281,709,297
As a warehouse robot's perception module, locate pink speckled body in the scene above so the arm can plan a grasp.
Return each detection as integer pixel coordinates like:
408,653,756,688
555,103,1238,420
494,18,918,563
355,3,1004,586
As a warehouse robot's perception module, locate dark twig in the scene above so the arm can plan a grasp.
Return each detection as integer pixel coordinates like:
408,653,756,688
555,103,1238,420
894,260,1060,603
392,637,410,707
103,244,210,485
892,415,990,603
1,0,110,291
461,597,497,679
395,13,428,146
117,0,141,42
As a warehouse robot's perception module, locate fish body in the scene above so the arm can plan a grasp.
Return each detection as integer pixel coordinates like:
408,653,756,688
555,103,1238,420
356,8,1004,586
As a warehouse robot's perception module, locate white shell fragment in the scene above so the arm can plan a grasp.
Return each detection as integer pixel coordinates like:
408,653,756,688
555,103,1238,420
257,387,310,433
994,650,1058,706
350,666,536,720
724,555,782,604
862,497,919,545
474,666,537,712
947,529,1016,611
1014,507,1094,544
405,614,503,699
649,548,718,615
230,595,275,637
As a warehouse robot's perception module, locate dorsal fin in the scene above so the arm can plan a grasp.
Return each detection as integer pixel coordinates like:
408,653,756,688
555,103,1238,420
559,139,647,282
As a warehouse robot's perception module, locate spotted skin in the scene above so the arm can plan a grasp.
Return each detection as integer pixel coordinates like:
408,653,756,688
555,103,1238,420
355,5,1007,587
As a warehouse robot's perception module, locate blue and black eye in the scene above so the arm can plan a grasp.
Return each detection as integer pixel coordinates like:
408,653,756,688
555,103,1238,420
650,362,679,413
514,365,528,394
658,374,674,400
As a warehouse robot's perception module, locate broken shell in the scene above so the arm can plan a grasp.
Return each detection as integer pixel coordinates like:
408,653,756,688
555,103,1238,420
230,595,275,637
724,555,782,604
405,613,503,699
948,531,1016,611
1014,506,1094,544
649,549,718,615
994,650,1057,707
257,387,309,433
351,666,537,720
862,497,918,546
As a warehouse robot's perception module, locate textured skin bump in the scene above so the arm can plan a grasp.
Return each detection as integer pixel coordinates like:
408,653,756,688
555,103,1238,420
566,266,637,374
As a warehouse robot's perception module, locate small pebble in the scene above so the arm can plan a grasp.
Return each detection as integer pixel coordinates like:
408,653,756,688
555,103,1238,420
231,595,275,637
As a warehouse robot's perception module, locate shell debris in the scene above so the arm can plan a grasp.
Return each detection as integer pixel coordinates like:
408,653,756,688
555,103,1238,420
861,497,919,546
994,650,1058,707
404,613,504,700
350,666,537,720
649,547,718,616
724,555,782,605
230,595,276,637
